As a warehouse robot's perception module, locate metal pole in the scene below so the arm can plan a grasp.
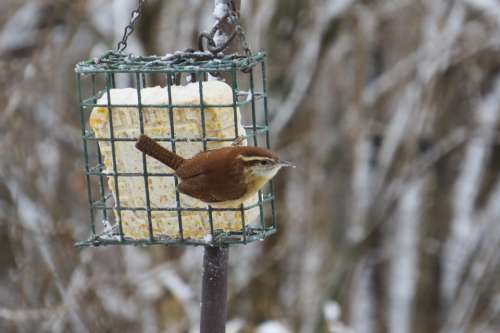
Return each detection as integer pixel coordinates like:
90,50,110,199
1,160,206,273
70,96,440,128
199,2,241,332
200,246,229,333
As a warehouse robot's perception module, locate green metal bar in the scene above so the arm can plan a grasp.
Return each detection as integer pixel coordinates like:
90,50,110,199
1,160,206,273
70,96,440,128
91,193,274,212
75,52,266,74
82,136,261,143
75,228,277,248
261,62,271,149
261,61,276,230
82,126,269,142
81,98,265,109
95,144,109,224
87,169,176,177
231,67,239,138
77,73,96,237
198,73,208,152
166,73,184,241
248,68,265,229
240,204,247,244
92,74,109,223
258,200,267,230
105,72,125,241
76,65,264,74
136,72,155,241
249,69,258,147
197,73,215,238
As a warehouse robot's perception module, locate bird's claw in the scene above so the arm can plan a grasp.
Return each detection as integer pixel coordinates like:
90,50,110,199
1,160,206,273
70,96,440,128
232,135,246,146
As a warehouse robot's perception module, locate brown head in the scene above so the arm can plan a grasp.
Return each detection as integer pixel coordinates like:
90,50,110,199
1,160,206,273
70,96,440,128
236,146,294,182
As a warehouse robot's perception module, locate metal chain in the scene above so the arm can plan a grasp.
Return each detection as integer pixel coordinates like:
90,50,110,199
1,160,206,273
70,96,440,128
116,0,146,53
116,0,251,58
198,2,252,57
198,12,238,55
227,6,252,56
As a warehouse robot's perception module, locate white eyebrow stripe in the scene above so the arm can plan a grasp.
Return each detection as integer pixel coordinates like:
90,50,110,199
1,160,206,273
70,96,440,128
237,155,274,162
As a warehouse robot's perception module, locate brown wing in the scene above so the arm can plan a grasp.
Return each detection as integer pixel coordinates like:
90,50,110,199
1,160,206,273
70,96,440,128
177,171,247,203
175,147,230,179
176,148,247,203
175,152,212,179
177,175,219,203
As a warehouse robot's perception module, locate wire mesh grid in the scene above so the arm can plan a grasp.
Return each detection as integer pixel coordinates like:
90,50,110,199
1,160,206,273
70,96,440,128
75,51,276,247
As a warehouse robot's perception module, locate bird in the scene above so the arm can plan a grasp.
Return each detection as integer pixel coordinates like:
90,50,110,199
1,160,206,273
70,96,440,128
135,135,293,206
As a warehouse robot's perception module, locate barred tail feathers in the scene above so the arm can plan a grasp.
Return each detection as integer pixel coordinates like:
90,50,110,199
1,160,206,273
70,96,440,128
135,135,185,170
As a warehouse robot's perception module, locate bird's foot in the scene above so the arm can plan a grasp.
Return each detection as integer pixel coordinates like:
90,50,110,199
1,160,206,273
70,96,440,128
232,135,247,146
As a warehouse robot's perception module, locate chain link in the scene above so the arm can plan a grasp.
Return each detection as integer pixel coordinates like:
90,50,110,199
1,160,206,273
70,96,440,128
198,1,252,57
228,8,252,56
116,0,146,53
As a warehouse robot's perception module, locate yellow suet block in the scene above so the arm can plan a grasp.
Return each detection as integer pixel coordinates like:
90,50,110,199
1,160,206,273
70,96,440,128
90,81,259,240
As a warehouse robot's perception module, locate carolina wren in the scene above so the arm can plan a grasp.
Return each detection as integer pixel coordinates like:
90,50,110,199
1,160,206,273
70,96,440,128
135,135,293,206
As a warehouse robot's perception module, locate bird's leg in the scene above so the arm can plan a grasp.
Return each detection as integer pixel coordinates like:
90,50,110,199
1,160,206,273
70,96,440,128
231,135,247,146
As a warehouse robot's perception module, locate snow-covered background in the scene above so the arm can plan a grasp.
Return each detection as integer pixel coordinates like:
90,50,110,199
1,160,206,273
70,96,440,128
1,0,500,332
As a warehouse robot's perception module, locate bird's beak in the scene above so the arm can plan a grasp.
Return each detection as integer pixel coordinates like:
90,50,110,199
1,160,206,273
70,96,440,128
278,160,295,168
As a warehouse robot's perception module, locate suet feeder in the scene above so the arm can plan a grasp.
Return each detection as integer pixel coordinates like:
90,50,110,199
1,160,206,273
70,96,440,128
75,8,275,248
74,1,276,331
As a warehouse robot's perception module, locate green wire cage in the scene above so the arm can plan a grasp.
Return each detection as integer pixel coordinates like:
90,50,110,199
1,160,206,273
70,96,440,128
75,50,277,248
